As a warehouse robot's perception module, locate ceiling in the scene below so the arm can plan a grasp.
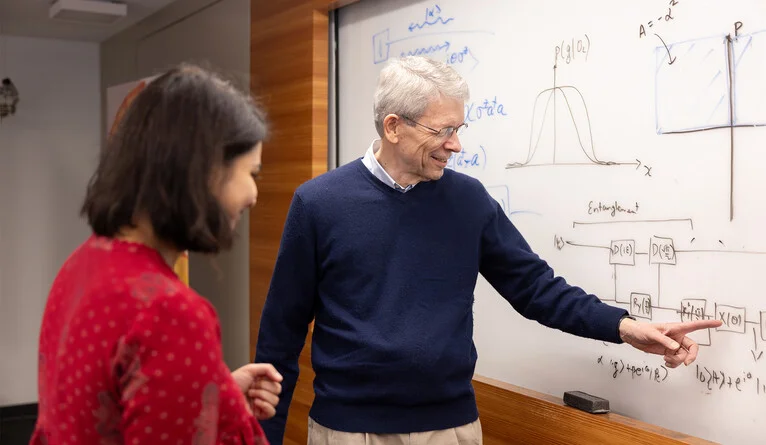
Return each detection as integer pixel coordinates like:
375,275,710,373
0,0,180,42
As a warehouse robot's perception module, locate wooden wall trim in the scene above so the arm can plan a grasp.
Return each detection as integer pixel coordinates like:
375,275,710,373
473,375,717,445
249,1,715,444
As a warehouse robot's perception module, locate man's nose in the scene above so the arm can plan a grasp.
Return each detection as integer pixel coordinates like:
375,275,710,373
443,131,462,152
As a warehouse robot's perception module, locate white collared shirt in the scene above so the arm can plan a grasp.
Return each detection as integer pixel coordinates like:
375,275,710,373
361,139,416,193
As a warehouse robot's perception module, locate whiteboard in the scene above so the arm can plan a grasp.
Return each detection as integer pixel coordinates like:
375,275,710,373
337,1,766,444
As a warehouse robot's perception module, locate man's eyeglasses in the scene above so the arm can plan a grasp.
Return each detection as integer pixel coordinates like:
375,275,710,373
401,116,468,139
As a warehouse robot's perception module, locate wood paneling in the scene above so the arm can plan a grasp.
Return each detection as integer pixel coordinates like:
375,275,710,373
249,0,336,356
249,1,715,444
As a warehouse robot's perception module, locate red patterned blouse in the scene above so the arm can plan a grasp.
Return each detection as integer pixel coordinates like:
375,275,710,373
31,235,268,445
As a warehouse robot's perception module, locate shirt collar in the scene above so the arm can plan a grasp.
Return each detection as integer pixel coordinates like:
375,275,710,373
361,139,415,192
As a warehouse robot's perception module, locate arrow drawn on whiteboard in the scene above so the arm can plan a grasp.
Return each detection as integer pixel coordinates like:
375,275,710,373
467,48,480,71
655,33,676,64
752,328,763,362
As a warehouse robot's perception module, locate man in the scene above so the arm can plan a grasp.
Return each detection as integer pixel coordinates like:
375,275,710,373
254,56,720,445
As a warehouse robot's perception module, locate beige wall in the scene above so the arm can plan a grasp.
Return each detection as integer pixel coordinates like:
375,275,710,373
100,0,252,369
0,36,100,406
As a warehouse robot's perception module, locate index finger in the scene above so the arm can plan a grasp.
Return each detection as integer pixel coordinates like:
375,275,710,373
667,319,722,336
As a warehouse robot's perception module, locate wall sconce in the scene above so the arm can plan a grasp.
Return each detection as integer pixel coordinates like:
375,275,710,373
0,78,19,120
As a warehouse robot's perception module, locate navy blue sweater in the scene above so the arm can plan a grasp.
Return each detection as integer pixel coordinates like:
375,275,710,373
254,160,627,443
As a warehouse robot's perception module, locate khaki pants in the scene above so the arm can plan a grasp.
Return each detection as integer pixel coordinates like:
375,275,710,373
307,417,483,445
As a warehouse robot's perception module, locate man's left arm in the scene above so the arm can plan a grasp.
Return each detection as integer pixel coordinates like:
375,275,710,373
479,200,627,343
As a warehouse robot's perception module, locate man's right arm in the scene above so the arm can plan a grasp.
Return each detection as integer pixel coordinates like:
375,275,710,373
254,192,317,445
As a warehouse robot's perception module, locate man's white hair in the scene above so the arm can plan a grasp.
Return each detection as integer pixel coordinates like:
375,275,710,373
373,56,470,137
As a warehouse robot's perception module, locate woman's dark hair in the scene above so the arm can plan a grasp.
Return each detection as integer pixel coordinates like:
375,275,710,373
81,64,269,253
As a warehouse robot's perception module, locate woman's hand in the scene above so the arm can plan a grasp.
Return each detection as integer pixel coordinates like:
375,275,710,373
231,363,283,420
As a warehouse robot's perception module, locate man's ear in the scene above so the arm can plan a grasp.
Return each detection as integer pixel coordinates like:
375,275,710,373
383,114,402,144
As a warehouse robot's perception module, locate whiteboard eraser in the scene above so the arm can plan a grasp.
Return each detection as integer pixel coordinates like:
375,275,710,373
563,390,610,414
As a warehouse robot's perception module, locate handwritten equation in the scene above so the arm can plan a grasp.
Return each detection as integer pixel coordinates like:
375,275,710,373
447,145,487,171
695,365,766,396
639,0,680,64
554,34,591,66
446,46,479,69
465,97,508,123
596,355,669,383
392,42,479,69
604,236,676,266
595,356,766,396
408,4,454,32
639,0,678,38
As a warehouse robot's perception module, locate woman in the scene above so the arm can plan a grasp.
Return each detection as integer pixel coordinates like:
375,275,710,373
31,64,281,444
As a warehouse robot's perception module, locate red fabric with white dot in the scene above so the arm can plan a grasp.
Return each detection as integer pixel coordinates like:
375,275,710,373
32,235,268,445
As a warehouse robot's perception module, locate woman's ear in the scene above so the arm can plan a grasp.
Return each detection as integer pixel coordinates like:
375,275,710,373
383,114,402,144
